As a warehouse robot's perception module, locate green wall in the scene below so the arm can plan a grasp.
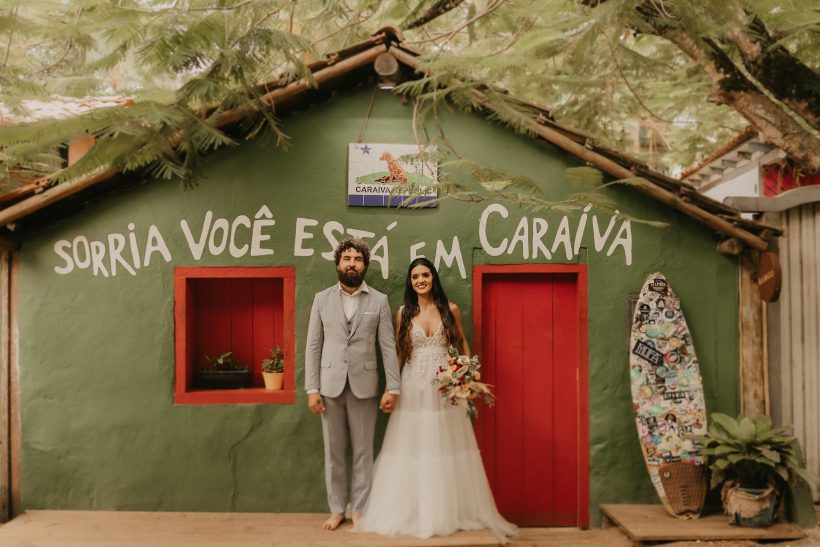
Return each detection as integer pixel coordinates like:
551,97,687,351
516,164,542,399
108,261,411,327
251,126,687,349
17,88,739,525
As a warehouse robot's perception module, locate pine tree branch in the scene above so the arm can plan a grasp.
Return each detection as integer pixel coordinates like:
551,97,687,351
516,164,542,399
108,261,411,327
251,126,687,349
406,0,465,30
664,29,820,170
188,1,256,12
408,0,508,46
0,6,18,94
488,17,533,57
28,5,86,78
605,34,674,124
309,5,381,48
582,0,820,169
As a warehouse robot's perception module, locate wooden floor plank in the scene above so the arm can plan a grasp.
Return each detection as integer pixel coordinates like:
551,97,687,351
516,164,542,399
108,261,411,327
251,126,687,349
600,504,805,542
0,511,498,547
508,527,631,546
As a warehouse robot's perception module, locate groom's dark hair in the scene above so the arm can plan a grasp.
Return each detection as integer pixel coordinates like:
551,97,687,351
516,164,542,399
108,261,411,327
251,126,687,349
333,238,370,268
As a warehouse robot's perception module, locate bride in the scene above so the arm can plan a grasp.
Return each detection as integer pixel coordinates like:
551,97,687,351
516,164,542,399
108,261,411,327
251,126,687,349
355,258,517,542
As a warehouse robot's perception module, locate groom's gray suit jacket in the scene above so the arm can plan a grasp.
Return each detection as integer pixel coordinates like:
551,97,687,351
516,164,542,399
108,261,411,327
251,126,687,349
305,284,401,398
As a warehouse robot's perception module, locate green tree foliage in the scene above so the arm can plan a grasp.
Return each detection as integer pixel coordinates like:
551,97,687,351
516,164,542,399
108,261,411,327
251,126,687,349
0,0,816,193
402,0,819,172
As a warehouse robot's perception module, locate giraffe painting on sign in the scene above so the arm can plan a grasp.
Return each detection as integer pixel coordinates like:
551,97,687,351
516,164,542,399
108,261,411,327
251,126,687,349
375,152,408,184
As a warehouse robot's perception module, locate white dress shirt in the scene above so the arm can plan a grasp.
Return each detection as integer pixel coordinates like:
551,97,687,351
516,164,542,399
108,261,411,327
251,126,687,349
340,280,369,322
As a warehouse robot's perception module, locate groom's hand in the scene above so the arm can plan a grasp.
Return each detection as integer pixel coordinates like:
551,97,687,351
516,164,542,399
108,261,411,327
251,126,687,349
308,393,325,414
379,393,397,413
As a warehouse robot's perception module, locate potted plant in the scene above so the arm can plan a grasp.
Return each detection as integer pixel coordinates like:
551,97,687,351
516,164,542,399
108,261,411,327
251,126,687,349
199,351,251,389
261,346,285,390
696,413,820,527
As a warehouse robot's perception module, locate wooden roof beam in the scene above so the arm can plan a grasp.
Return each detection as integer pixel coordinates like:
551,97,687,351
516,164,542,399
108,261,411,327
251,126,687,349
215,44,387,128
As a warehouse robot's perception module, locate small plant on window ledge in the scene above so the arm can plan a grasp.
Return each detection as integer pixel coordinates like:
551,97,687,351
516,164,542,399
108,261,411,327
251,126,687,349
262,346,285,390
199,351,251,389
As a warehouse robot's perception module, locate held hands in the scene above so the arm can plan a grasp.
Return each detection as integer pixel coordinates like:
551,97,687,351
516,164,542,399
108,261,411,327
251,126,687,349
379,392,398,413
308,393,326,414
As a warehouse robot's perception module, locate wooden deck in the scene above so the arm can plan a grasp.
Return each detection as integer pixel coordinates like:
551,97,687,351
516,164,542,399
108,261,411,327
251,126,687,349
0,508,816,546
600,504,806,545
0,512,497,547
0,511,635,547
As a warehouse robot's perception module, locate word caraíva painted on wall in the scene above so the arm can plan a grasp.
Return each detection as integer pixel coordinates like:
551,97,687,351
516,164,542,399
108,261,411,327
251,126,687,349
52,203,633,279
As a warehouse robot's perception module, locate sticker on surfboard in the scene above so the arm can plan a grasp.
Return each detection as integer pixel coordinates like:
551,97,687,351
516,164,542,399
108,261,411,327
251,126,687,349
629,272,708,518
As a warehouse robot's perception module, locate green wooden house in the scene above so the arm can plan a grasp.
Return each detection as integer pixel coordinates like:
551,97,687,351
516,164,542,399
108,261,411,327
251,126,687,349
0,29,783,528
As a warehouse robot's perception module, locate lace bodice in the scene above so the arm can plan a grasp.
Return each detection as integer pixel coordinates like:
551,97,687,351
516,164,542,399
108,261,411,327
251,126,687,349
410,320,449,351
403,320,448,383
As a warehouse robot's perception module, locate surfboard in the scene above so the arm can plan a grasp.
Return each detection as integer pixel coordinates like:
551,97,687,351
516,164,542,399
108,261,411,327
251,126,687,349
629,272,708,519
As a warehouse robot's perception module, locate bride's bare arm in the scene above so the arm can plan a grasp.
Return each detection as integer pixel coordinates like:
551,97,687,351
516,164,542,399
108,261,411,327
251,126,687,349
449,302,471,356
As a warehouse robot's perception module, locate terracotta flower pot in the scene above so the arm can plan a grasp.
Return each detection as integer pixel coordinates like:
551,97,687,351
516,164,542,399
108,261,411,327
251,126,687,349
263,372,285,390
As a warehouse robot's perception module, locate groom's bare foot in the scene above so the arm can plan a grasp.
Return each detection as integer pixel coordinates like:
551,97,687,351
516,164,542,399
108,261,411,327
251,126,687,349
322,513,345,530
351,512,364,527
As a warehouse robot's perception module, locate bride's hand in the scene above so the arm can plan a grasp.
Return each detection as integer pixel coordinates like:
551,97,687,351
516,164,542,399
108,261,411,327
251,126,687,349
379,392,398,413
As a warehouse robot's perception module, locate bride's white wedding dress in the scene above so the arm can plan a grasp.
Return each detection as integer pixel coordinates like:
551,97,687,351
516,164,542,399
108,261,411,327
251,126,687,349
356,320,517,541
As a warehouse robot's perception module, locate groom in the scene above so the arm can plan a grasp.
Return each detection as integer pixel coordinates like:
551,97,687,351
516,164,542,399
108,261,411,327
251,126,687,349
304,238,401,530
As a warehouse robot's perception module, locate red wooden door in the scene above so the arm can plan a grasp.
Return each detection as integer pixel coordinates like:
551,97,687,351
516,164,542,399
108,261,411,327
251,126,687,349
474,265,588,527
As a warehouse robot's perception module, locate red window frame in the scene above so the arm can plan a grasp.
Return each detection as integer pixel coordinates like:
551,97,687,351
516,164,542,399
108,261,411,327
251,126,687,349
174,266,296,405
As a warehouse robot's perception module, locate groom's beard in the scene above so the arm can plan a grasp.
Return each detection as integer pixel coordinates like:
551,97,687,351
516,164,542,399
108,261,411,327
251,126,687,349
338,267,365,287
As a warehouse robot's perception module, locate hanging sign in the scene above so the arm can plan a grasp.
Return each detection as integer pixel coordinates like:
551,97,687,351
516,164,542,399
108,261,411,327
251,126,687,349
347,143,437,207
756,251,782,302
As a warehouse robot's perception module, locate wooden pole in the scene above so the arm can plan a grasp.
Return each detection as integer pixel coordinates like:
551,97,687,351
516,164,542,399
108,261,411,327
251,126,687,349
0,251,9,523
519,113,769,251
0,168,117,230
9,253,19,518
739,252,768,417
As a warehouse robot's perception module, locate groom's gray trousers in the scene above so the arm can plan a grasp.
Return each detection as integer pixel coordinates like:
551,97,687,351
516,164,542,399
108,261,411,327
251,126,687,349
320,381,377,515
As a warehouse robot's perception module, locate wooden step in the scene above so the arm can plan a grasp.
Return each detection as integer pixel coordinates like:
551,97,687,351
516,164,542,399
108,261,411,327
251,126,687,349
600,504,805,544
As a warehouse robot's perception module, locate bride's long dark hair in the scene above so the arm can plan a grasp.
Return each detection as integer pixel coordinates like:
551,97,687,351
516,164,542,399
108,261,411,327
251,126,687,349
397,258,464,364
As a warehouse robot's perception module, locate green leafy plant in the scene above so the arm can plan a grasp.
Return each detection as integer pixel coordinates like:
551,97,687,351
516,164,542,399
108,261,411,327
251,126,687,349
696,413,820,491
262,346,284,374
203,351,246,371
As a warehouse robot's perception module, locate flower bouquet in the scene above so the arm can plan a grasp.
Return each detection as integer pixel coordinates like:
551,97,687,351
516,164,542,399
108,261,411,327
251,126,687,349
433,346,495,417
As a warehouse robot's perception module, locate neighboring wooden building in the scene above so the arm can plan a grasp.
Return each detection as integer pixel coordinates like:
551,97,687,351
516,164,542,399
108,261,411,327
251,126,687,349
0,30,783,527
684,131,820,501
